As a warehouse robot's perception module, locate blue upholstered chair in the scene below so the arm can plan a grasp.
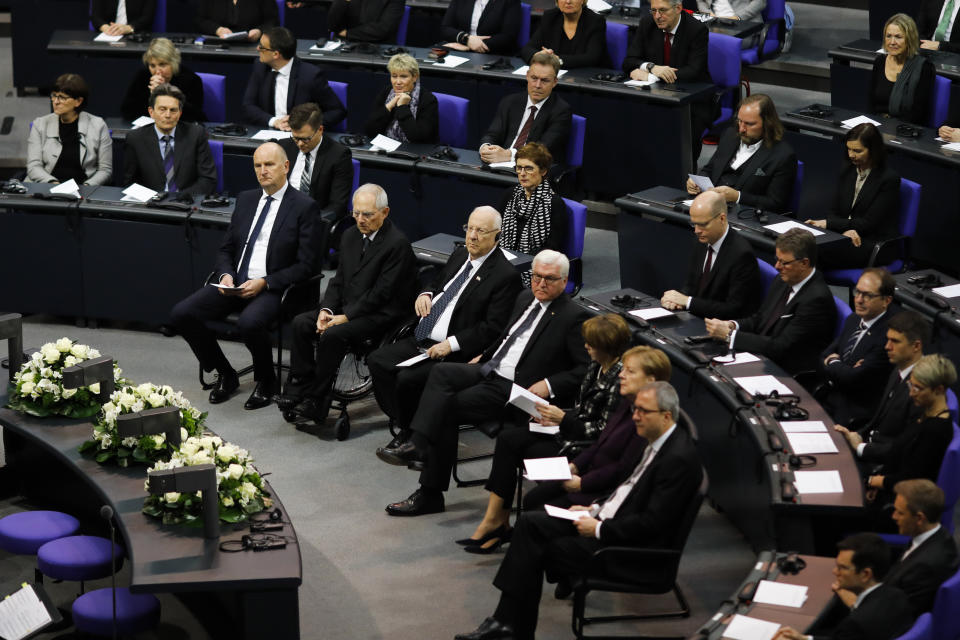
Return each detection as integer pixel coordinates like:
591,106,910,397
757,258,778,295
396,5,411,45
0,511,79,555
152,0,167,31
517,3,532,49
606,22,629,72
924,565,960,640
790,160,804,216
276,0,286,26
566,114,586,170
73,587,161,636
929,75,951,128
562,198,587,294
948,389,958,422
740,0,786,65
329,81,348,132
833,295,852,340
434,92,469,148
895,613,932,640
37,535,124,593
208,140,224,192
196,72,226,123
706,32,742,133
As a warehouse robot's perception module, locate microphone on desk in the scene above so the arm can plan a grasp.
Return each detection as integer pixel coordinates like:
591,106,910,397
100,504,118,640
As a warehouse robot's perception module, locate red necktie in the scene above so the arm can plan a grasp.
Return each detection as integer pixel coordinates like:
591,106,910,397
663,32,672,65
513,105,538,149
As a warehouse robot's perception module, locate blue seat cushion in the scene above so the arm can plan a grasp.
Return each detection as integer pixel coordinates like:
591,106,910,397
0,511,80,555
73,587,161,636
38,535,124,582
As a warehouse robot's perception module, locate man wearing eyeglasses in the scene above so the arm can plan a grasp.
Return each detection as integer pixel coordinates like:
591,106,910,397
279,183,417,425
817,268,897,425
242,27,346,131
368,206,523,453
705,227,835,375
381,249,590,516
661,190,761,319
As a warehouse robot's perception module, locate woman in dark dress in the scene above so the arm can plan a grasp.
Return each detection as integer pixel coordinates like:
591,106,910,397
520,0,608,69
363,54,439,144
196,0,278,41
870,13,935,126
121,38,206,123
805,123,900,268
441,0,523,55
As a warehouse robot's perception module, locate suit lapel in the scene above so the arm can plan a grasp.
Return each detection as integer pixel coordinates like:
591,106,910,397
149,128,166,184
734,144,773,190
517,294,565,363
355,220,390,273
850,169,881,218
286,59,300,113
457,251,498,304
172,125,187,183
264,188,292,259
311,136,329,190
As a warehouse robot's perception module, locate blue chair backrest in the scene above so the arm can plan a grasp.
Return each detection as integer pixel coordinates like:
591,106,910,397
196,72,226,123
757,258,778,295
517,3,532,49
396,5,411,45
561,197,586,293
208,140,224,192
761,0,785,54
329,81,348,132
708,32,741,89
434,92,469,148
349,158,360,212
566,114,586,169
833,295,852,340
894,613,932,640
152,0,167,31
898,178,921,237
276,0,285,26
935,422,960,531
790,160,804,215
930,564,960,639
930,75,951,128
606,22,629,71
948,389,958,422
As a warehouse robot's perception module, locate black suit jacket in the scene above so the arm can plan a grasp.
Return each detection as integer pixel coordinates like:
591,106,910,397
215,185,317,291
327,0,405,42
623,11,710,82
680,226,761,319
520,8,608,69
819,309,896,425
824,165,900,246
479,290,590,404
121,66,206,124
481,91,572,162
699,127,798,213
885,527,959,614
856,367,919,443
421,246,523,359
863,415,953,492
122,121,217,195
441,0,522,54
733,269,836,375
363,85,439,144
813,584,914,640
320,219,417,323
919,0,960,52
195,0,278,34
279,135,353,220
870,55,935,126
91,0,155,31
242,58,347,129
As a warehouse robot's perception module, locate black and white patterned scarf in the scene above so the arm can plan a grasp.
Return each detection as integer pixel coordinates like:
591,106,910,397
501,179,553,255
384,81,421,143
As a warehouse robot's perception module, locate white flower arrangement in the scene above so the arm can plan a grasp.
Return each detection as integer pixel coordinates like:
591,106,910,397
142,435,270,524
7,338,123,418
78,382,208,467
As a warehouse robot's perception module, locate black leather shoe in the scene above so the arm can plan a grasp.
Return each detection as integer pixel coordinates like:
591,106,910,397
244,379,277,410
292,396,330,424
376,440,424,467
276,393,300,411
208,369,239,404
282,409,300,423
385,488,444,516
553,579,573,600
380,429,411,452
454,617,514,640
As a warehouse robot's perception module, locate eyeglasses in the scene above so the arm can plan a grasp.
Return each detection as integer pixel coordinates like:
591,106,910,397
649,7,676,14
292,130,319,144
531,273,564,284
50,93,73,102
514,164,539,174
353,210,379,220
775,256,803,267
632,406,664,415
257,44,276,52
853,289,883,300
462,224,496,236
689,212,722,229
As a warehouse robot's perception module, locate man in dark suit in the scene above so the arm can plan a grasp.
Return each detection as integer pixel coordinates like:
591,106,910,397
169,142,317,408
123,83,217,196
818,268,896,425
242,27,346,131
368,206,523,447
918,0,960,52
886,479,959,614
622,0,713,163
774,533,915,640
455,382,703,640
661,191,761,319
91,0,155,35
687,93,798,214
279,183,417,424
479,51,572,165
706,228,836,375
440,0,522,54
834,310,930,451
381,250,590,516
278,102,353,221
328,0,405,42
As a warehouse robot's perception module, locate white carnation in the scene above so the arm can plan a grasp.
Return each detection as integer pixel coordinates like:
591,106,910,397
164,492,181,503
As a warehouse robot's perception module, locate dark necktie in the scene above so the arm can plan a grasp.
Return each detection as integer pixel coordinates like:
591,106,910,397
760,284,790,336
236,196,273,282
481,301,541,376
162,135,177,192
415,261,474,342
512,105,538,149
299,152,312,193
663,32,673,65
841,320,867,362
268,70,279,107
361,236,371,256
698,246,714,295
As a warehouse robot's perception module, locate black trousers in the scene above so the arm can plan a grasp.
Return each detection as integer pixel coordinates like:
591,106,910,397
367,336,445,429
485,428,561,508
169,285,281,381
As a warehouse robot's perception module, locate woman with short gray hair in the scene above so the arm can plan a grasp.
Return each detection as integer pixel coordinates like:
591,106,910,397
363,54,439,144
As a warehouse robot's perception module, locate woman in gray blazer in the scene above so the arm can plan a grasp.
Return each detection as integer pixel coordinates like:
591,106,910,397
26,74,112,186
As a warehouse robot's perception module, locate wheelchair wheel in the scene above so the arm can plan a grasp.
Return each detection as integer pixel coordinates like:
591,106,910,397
331,351,373,401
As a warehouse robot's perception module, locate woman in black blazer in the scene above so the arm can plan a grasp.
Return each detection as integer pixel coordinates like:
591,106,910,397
195,0,279,40
870,13,935,126
520,0,607,69
441,0,522,55
805,123,900,268
91,0,156,35
121,38,206,123
363,54,439,144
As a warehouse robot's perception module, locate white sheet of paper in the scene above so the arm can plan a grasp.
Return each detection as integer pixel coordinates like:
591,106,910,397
840,115,882,129
512,65,566,78
396,352,430,367
587,0,612,11
932,283,960,298
131,115,155,128
629,307,674,321
49,179,80,197
529,422,560,435
207,30,247,39
625,77,658,87
509,383,548,417
488,160,515,169
752,580,808,608
208,283,243,291
764,220,824,236
794,470,843,494
309,40,342,51
941,142,960,152
433,54,469,67
0,584,53,640
370,134,402,152
524,456,572,480
545,504,590,521
121,183,158,203
682,198,694,206
780,420,828,433
501,247,517,259
94,32,123,42
734,375,793,396
712,351,761,365
688,174,715,191
786,432,839,455
722,614,781,640
251,129,291,140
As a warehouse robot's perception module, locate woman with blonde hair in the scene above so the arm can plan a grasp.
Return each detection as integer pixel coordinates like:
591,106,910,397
363,53,438,144
870,13,935,125
121,37,205,123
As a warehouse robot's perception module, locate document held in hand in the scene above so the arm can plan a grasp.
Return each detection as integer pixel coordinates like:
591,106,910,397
508,383,548,417
523,456,572,481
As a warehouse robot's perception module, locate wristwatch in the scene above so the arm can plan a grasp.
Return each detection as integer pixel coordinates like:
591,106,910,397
644,62,656,72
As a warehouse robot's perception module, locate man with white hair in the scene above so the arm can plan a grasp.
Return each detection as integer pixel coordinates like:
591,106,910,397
381,249,591,516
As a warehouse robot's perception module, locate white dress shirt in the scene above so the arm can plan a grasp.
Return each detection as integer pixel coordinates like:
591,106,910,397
494,298,552,381
469,0,489,34
269,59,294,129
239,182,287,281
730,268,816,347
421,246,495,349
115,0,128,24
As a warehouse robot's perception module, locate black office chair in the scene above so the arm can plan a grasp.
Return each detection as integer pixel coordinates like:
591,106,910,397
452,418,505,488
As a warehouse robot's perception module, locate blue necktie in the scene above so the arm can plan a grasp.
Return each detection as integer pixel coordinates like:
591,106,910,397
842,320,867,362
236,196,273,282
162,135,177,192
415,261,473,342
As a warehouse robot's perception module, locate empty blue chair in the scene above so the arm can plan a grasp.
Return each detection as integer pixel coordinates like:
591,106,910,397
706,32,742,133
833,295,852,340
517,3,532,49
152,0,167,31
790,160,804,216
434,92,469,148
566,114,586,170
73,587,161,636
757,258,778,295
895,613,932,640
562,198,587,294
926,565,960,640
606,22,629,71
929,75,951,128
329,81,348,133
196,72,226,123
276,0,286,26
0,511,79,555
741,0,785,65
208,140,224,192
38,535,124,590
396,5,411,45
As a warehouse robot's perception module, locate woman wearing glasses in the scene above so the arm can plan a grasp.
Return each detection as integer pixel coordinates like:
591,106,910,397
363,53,439,144
26,73,112,186
804,123,900,268
121,38,205,123
520,0,607,69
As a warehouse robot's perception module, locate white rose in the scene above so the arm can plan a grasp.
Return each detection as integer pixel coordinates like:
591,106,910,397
64,355,77,368
180,427,189,442
62,388,77,399
89,383,100,394
164,492,181,503
118,393,136,410
56,337,72,352
70,343,88,359
181,441,200,457
31,351,42,362
20,381,35,395
221,496,234,507
210,436,223,447
19,371,35,384
228,463,244,480
87,348,101,358
240,481,257,500
136,382,154,395
42,345,60,364
216,444,238,463
147,392,165,408
198,436,215,451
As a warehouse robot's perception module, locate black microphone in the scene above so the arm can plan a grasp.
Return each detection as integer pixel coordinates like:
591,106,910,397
100,505,118,640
